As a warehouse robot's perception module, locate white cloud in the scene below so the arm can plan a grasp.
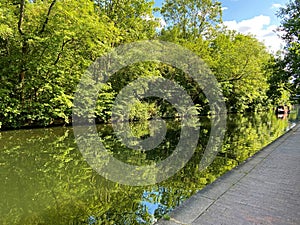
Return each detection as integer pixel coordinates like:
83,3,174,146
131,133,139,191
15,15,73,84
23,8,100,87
224,15,285,53
143,15,166,31
271,3,282,9
153,17,166,31
141,15,154,21
221,7,228,11
159,18,167,28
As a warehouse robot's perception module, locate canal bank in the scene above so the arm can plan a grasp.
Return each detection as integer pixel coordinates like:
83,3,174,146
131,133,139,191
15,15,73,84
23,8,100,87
156,124,300,225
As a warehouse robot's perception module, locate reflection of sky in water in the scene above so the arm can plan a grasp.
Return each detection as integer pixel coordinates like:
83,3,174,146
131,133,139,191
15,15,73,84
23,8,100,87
142,190,162,214
141,199,160,215
138,189,165,223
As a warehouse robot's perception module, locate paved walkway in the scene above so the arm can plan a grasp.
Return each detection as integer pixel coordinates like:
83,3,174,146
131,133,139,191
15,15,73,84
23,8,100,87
156,124,300,225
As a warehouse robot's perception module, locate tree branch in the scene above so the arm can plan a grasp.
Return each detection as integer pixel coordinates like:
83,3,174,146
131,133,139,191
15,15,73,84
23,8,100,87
39,0,57,34
18,0,25,36
219,75,244,83
220,57,250,83
54,38,73,65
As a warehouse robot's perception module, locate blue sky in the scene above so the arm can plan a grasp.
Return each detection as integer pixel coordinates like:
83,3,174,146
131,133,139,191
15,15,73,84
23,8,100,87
153,0,290,53
219,0,286,24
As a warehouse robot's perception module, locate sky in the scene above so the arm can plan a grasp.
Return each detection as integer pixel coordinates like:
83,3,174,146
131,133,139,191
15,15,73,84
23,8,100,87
153,0,290,53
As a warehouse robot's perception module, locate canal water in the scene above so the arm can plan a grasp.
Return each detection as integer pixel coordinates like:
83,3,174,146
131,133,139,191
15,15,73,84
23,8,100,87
0,108,299,225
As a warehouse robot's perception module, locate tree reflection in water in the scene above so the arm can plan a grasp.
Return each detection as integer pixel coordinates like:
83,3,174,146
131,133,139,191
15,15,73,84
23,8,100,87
0,109,298,224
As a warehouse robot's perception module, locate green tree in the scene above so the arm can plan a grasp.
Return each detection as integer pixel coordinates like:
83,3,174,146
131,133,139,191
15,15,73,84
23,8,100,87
208,31,272,112
0,0,162,129
0,0,116,128
277,0,300,94
266,55,292,105
95,0,159,44
160,0,222,39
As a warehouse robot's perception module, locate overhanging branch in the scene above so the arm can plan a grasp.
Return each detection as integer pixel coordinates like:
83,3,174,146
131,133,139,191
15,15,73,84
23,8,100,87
39,0,57,34
18,0,25,36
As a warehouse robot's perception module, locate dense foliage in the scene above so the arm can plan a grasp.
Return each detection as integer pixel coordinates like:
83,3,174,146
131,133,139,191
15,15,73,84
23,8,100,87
276,0,300,96
0,0,290,129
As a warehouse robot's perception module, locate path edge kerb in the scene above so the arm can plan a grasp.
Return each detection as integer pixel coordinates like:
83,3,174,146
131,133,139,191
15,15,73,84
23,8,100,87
155,122,300,225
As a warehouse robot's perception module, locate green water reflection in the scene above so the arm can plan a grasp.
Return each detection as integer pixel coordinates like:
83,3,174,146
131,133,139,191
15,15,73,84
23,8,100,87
0,109,299,225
